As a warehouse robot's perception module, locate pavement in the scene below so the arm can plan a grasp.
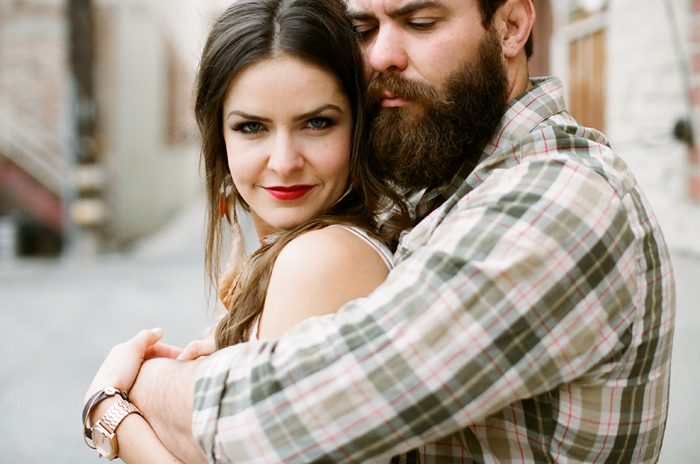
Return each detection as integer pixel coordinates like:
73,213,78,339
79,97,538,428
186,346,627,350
0,199,698,463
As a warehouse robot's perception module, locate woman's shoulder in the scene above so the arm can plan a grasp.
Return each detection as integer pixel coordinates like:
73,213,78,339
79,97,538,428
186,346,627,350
259,225,391,339
277,224,390,269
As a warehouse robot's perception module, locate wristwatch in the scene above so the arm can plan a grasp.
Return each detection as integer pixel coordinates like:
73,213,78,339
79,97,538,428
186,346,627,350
91,399,141,460
82,387,129,441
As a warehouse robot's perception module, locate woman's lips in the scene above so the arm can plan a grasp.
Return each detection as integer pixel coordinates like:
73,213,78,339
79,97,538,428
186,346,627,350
263,185,313,201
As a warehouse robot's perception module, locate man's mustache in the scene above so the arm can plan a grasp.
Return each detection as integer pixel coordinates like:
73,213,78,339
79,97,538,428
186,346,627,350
366,75,450,107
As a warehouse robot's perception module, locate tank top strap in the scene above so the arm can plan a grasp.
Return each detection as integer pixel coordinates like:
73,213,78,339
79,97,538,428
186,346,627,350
330,225,394,270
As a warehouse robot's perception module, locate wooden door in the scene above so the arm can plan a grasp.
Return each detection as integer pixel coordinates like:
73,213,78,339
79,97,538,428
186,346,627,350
567,26,607,132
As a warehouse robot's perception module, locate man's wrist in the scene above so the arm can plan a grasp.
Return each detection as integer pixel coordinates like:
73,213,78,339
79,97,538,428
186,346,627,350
128,357,207,464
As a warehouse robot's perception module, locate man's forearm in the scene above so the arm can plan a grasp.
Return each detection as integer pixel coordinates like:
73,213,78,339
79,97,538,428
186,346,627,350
130,357,208,464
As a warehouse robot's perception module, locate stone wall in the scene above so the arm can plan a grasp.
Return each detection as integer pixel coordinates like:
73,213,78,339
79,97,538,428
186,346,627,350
606,0,700,255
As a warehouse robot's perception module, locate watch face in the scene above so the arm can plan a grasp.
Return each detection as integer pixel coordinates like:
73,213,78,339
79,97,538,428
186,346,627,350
93,427,116,459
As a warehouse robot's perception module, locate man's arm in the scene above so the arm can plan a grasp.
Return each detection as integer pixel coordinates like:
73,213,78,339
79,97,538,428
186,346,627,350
189,158,655,463
129,357,207,464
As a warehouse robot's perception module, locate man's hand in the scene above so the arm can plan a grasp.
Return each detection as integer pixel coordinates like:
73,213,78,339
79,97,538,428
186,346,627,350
177,339,216,361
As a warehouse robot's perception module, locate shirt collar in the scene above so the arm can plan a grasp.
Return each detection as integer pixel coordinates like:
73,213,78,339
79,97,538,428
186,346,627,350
414,76,565,220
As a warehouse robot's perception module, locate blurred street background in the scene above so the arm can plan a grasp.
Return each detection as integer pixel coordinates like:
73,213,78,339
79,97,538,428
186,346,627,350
1,200,699,463
0,199,213,463
2,0,700,462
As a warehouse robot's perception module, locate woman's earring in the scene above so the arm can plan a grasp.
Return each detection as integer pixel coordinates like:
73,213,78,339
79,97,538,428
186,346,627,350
219,192,227,219
219,183,234,225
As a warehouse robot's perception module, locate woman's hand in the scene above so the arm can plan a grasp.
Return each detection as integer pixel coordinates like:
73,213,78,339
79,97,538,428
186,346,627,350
177,339,216,360
84,328,183,405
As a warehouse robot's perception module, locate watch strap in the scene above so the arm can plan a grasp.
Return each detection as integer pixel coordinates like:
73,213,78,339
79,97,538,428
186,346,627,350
91,400,141,461
98,399,142,434
82,387,129,441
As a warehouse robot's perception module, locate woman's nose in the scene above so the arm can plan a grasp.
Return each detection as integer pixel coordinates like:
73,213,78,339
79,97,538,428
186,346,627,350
267,132,304,176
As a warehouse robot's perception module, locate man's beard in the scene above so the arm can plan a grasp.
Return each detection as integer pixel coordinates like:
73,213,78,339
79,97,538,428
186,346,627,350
366,29,510,192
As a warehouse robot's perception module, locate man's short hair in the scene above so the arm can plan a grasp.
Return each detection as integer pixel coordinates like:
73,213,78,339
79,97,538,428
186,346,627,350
477,0,534,59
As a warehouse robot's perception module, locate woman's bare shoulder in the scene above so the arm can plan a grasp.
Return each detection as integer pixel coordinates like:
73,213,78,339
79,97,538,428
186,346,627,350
279,225,385,264
257,226,390,339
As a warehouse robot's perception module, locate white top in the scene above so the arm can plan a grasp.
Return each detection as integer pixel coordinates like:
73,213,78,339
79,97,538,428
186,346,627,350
250,225,394,341
329,225,394,271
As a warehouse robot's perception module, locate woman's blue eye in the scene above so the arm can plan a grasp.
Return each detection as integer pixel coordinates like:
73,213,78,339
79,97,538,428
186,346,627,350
307,118,331,129
234,122,263,133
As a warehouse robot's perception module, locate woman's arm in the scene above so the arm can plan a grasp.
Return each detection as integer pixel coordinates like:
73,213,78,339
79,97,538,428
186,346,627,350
84,329,205,464
258,226,390,339
87,396,185,464
101,227,391,461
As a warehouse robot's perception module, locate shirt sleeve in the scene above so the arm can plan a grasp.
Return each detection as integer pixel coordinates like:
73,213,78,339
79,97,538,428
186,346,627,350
192,155,641,463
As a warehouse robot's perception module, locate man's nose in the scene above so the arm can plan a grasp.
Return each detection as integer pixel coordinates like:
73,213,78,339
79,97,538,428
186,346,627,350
366,26,408,76
267,132,304,177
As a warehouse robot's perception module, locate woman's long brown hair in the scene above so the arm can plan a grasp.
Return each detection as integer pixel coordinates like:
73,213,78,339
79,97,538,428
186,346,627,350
195,0,412,348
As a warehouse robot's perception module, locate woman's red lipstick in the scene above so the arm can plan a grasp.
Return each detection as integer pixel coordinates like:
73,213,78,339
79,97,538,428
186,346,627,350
264,185,313,201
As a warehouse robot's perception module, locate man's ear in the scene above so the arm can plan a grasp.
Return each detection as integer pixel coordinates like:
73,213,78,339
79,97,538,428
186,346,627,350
494,0,535,59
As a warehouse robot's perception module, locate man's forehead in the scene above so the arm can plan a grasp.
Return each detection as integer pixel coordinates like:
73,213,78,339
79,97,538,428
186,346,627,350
348,0,450,19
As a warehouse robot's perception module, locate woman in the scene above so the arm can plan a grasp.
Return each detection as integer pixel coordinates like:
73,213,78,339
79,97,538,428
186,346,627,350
83,0,409,461
199,0,409,347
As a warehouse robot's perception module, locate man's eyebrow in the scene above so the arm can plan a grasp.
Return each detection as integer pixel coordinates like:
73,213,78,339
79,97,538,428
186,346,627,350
347,9,376,21
387,0,444,18
349,0,444,20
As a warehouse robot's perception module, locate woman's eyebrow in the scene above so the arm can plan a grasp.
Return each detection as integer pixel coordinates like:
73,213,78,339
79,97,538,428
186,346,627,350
226,104,342,122
225,110,272,122
292,104,343,122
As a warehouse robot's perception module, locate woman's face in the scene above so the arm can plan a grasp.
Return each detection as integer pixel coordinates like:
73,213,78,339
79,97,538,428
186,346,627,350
223,55,353,240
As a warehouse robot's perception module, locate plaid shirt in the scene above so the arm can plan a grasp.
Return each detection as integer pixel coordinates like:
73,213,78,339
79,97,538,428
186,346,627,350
192,77,675,463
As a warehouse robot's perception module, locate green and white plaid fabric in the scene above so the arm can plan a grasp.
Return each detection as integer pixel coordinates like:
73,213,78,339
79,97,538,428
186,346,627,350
193,77,675,463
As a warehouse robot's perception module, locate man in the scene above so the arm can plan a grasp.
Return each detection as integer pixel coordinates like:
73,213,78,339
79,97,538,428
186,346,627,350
91,0,675,462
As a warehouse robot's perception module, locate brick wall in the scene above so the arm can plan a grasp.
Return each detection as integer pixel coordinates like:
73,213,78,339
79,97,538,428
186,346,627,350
0,0,68,240
690,0,700,201
0,0,208,252
0,1,68,156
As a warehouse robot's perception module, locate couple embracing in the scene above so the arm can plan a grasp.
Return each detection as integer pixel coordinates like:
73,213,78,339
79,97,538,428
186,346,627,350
83,0,675,462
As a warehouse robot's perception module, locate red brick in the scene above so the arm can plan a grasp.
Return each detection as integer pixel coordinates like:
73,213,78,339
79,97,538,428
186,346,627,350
692,53,700,74
690,146,700,165
689,149,700,201
693,0,700,14
691,86,700,106
688,173,700,201
692,21,700,43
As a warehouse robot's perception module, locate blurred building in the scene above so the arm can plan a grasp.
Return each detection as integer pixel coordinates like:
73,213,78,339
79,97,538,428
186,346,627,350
530,0,700,256
0,0,224,257
2,0,698,257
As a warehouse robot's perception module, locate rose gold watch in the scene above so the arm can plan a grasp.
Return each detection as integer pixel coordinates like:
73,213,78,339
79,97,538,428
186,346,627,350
91,399,141,460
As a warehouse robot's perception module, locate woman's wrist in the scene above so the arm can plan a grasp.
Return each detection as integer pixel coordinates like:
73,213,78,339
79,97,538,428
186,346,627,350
91,399,143,460
82,387,130,442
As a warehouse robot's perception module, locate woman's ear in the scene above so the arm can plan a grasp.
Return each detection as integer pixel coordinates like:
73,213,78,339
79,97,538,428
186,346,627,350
494,0,535,59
